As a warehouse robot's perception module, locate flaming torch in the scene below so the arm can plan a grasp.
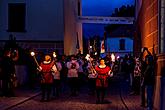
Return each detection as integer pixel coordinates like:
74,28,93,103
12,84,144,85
30,51,40,67
85,54,90,61
85,54,96,74
53,52,56,58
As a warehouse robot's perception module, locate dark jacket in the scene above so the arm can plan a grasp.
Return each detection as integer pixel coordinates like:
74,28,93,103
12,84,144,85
143,64,155,85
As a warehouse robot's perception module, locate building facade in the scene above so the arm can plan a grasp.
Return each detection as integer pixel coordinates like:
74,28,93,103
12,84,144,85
106,37,133,57
135,0,165,109
0,0,82,55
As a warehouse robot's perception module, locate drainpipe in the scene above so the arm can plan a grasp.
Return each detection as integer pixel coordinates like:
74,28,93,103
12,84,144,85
158,0,165,110
159,0,165,53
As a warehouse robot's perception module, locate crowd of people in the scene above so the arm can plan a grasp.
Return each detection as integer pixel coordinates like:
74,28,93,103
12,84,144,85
0,45,156,109
36,53,113,103
119,47,156,110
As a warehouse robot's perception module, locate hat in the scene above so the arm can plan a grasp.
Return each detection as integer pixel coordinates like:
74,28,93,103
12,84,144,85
45,55,51,61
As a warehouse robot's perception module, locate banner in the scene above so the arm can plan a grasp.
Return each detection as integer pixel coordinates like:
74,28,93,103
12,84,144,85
100,40,106,58
100,40,105,53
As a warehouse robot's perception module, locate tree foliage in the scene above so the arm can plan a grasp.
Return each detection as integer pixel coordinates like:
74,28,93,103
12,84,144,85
111,5,135,17
104,5,135,33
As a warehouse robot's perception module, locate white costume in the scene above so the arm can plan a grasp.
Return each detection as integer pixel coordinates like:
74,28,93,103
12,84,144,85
52,62,62,80
67,60,79,78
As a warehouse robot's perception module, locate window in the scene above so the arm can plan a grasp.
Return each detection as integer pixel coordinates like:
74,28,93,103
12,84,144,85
119,39,125,50
8,3,26,32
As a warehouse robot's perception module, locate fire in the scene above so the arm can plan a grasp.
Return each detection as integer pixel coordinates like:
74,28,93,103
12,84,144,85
30,51,35,56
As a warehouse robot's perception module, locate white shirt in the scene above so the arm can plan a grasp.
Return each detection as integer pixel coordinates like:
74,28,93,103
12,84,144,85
67,60,79,78
52,62,62,79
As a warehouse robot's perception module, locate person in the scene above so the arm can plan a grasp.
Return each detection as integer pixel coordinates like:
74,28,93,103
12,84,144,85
67,55,79,96
59,55,68,93
140,47,155,109
38,54,55,102
95,58,113,104
87,58,97,95
143,55,155,110
77,55,85,88
127,54,135,92
131,57,141,95
1,50,16,97
140,57,147,107
52,57,62,98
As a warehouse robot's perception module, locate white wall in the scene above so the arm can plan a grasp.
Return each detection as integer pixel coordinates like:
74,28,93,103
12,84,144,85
64,0,82,55
0,0,83,55
0,0,64,41
106,37,133,56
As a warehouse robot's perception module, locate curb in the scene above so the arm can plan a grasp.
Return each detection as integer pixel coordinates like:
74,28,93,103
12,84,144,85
4,92,41,110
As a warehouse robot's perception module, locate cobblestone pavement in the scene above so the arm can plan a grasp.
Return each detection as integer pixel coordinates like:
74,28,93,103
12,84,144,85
0,73,147,110
0,87,40,110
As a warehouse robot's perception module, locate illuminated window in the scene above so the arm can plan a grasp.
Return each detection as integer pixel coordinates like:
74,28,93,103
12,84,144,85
8,3,26,32
119,39,125,50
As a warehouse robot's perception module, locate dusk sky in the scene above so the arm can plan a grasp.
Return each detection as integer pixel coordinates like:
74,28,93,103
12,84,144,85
82,0,135,38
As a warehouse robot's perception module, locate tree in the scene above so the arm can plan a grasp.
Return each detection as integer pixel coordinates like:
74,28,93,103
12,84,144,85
104,5,135,34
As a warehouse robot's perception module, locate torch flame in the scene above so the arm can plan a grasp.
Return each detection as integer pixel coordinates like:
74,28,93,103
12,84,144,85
53,52,56,58
30,51,35,56
85,54,90,61
111,53,115,62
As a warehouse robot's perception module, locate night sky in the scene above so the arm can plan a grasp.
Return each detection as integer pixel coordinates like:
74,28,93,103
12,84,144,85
82,0,135,38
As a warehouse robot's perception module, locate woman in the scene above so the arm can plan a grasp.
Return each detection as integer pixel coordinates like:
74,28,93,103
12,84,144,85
95,59,113,104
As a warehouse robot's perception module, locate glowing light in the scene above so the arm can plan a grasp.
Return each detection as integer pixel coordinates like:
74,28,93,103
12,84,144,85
111,53,115,62
117,56,120,59
53,52,56,58
30,52,35,56
141,48,144,52
94,52,97,55
85,54,90,61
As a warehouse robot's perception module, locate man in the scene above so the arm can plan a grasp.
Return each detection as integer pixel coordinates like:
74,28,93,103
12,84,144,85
140,47,155,110
67,55,79,96
38,54,55,102
143,55,155,110
52,57,62,98
87,58,97,95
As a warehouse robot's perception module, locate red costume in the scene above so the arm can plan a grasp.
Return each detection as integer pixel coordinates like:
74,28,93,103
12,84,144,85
95,66,111,88
40,61,54,84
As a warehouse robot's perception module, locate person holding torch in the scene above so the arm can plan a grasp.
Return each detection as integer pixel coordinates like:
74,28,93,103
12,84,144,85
32,52,56,102
51,54,62,98
86,54,97,95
